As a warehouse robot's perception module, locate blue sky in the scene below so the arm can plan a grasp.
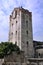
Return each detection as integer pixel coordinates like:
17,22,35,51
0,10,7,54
0,0,43,42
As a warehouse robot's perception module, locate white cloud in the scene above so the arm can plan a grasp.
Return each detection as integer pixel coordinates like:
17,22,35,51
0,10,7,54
0,0,17,42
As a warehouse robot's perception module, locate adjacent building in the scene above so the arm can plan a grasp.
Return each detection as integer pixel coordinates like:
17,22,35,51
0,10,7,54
33,41,43,58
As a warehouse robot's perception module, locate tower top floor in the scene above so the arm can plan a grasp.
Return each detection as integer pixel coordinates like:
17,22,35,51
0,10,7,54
10,7,32,17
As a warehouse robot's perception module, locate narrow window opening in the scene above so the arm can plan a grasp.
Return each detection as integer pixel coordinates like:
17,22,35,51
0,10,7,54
16,21,17,23
27,41,28,46
26,30,28,35
16,31,17,34
39,53,40,56
11,32,13,39
15,11,17,15
11,32,13,35
26,41,29,56
26,21,28,27
12,23,13,26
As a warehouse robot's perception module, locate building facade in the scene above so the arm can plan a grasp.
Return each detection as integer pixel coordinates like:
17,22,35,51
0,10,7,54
33,41,43,58
9,7,34,58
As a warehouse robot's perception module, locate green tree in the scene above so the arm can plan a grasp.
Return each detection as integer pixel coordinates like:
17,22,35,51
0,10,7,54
0,42,20,58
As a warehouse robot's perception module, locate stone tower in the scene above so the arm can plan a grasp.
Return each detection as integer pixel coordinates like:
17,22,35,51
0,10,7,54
9,7,34,58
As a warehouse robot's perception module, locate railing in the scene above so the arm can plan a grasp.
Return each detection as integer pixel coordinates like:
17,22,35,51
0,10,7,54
27,58,43,65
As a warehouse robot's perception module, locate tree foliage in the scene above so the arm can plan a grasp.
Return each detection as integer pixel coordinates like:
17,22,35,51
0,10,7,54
0,42,20,58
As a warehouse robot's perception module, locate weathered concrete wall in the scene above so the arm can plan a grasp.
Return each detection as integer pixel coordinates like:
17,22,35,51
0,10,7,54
3,52,27,65
21,10,34,58
9,8,22,50
4,52,25,62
